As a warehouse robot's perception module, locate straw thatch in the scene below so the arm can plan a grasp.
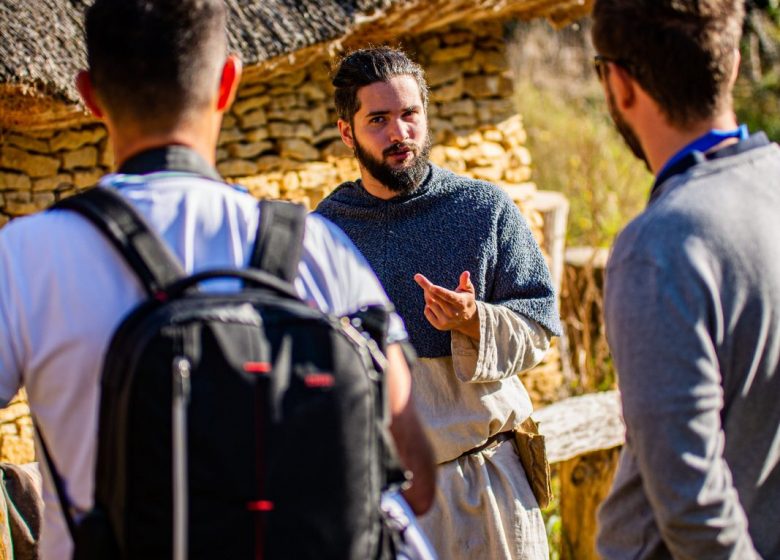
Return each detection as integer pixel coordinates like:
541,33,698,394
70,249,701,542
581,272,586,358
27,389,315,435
0,0,592,129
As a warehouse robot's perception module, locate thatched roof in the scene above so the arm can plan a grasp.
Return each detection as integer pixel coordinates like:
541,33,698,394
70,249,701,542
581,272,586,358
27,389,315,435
0,0,592,130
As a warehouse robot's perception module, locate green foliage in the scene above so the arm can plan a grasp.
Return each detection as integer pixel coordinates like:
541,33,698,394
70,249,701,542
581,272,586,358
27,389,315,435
740,4,780,137
515,82,653,248
735,72,780,141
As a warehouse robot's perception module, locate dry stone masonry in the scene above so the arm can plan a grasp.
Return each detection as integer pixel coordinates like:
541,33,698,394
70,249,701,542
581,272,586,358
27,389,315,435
0,125,111,228
0,21,540,229
0,391,35,464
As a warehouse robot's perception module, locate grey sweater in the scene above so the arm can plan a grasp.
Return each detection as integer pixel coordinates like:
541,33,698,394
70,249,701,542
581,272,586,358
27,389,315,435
597,134,780,559
315,164,561,358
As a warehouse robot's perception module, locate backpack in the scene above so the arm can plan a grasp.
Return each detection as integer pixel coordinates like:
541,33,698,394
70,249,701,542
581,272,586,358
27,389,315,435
40,186,403,559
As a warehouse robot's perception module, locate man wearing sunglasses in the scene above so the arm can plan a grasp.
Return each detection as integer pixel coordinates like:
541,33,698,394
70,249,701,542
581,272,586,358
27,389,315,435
592,1,780,559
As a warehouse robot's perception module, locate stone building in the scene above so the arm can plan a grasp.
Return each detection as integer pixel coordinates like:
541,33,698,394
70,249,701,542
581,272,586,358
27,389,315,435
0,0,589,462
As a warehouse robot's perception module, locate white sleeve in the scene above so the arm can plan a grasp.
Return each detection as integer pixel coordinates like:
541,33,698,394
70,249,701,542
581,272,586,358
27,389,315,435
0,226,24,406
294,214,407,344
450,301,549,383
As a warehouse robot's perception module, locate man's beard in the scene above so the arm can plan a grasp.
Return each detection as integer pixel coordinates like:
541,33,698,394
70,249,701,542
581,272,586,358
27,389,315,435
606,83,649,170
353,133,432,195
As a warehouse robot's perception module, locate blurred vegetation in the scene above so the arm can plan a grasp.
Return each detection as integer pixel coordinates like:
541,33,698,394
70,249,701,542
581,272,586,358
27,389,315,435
515,83,651,248
737,2,780,140
509,20,652,249
542,466,563,560
509,10,780,248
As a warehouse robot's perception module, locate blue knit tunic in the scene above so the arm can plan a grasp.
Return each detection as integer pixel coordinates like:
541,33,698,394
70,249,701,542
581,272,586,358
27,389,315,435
316,164,561,358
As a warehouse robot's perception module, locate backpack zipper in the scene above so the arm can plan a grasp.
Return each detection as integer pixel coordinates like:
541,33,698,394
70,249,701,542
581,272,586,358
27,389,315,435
172,355,192,560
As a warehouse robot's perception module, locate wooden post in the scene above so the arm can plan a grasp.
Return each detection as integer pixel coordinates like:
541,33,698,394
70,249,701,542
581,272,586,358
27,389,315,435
533,391,625,560
560,447,621,560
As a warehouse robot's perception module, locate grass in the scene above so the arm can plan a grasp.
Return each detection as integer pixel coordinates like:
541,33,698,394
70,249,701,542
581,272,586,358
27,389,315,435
542,467,563,560
515,82,653,248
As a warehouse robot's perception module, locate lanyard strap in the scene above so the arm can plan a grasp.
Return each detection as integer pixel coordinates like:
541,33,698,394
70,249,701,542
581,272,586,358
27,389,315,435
657,125,749,182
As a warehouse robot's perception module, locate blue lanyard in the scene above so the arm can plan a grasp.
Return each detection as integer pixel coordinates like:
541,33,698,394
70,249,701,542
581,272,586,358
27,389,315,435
657,124,749,181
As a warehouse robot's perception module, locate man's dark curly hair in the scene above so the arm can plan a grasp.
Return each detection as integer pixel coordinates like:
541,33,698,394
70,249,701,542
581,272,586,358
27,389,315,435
332,47,429,124
592,0,744,126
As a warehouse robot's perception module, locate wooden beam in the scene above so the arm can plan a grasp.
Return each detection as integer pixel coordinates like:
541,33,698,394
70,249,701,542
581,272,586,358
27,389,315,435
532,390,624,464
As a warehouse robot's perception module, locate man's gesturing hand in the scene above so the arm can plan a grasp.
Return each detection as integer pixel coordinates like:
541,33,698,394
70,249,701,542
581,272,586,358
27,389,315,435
414,271,480,341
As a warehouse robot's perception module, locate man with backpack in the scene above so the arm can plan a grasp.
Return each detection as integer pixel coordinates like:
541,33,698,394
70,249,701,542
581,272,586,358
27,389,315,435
0,1,434,558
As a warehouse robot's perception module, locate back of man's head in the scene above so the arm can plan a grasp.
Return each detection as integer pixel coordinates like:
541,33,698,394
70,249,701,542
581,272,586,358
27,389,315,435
592,0,744,127
85,0,227,131
332,47,429,124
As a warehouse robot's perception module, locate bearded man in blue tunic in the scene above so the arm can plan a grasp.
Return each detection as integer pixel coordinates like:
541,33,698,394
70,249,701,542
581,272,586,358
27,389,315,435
316,47,561,560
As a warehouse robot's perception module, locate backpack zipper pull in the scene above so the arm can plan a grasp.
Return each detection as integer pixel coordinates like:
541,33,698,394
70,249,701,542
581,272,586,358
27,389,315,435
173,356,192,404
172,356,191,560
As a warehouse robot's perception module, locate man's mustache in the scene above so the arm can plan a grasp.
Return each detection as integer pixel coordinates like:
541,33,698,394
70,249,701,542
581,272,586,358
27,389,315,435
383,142,419,158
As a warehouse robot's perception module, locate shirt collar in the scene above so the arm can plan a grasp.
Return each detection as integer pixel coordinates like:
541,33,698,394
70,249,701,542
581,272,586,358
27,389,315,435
117,145,222,182
651,132,771,202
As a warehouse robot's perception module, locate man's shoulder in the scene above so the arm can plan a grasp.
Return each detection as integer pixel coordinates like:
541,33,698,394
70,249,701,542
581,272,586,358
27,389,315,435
608,194,694,273
430,165,516,214
300,212,369,269
608,159,767,273
314,181,362,217
0,207,82,251
302,212,348,247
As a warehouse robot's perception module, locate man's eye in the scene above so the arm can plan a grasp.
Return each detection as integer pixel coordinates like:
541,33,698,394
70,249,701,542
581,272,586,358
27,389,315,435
370,116,385,124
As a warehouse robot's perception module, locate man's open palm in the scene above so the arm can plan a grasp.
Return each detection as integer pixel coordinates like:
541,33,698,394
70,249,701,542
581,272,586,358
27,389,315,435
414,271,480,340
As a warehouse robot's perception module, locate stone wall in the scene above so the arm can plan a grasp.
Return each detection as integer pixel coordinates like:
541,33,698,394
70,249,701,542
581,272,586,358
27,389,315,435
216,19,537,214
0,392,34,464
0,20,538,222
0,20,557,463
0,125,111,226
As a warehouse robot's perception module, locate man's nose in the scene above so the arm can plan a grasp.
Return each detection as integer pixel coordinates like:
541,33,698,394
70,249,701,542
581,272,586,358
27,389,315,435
387,118,409,144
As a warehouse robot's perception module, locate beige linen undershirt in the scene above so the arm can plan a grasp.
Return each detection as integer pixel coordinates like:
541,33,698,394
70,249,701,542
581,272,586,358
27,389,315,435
415,301,551,560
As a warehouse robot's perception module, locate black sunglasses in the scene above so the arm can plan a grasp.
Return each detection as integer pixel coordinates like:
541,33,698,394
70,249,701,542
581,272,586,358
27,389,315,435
593,54,634,81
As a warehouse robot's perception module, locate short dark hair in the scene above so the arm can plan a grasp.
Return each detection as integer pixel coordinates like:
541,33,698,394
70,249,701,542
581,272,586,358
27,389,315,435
85,0,228,128
592,0,744,126
332,47,429,123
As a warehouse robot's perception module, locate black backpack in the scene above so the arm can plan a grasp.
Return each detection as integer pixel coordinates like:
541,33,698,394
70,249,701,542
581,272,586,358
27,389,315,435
41,187,403,559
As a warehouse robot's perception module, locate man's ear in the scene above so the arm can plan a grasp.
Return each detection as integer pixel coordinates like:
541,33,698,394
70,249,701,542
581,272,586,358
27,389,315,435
338,119,355,150
607,64,637,112
729,48,741,88
75,70,104,119
216,54,243,112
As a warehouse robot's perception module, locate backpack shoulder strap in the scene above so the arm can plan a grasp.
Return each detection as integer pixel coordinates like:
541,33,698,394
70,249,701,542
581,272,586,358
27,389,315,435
53,187,185,296
249,200,307,284
33,421,78,540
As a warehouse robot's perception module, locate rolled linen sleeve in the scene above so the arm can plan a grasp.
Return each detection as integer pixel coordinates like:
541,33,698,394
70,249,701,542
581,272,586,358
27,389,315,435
451,301,549,383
